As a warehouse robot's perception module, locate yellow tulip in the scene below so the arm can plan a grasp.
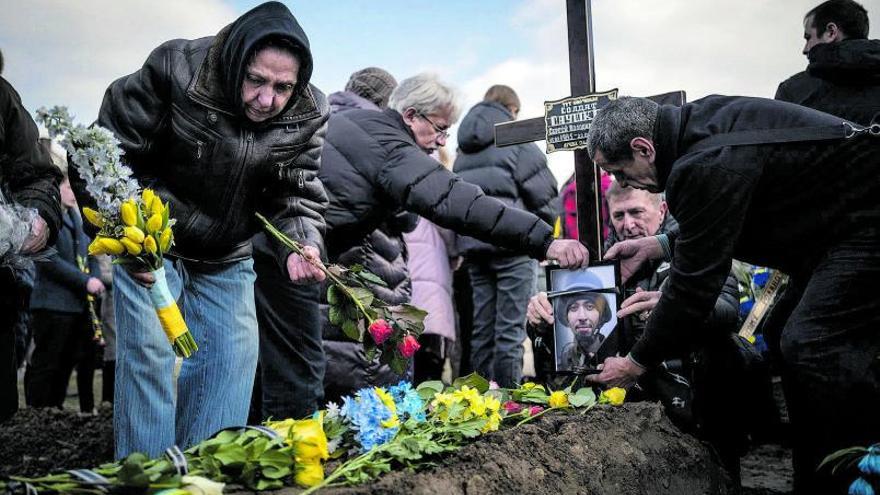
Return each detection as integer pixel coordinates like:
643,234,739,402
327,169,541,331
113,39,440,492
146,213,163,233
82,207,104,228
91,237,125,256
120,200,137,226
88,238,106,256
144,235,157,254
294,460,324,488
291,419,329,461
120,237,142,255
549,390,569,408
142,188,155,208
151,197,164,217
124,226,145,244
159,228,173,251
599,387,626,406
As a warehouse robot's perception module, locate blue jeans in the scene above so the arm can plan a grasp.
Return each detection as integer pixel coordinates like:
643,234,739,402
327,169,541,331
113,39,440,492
113,257,258,458
468,255,537,388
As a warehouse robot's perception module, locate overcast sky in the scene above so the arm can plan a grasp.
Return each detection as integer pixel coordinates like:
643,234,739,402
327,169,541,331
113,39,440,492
2,0,877,182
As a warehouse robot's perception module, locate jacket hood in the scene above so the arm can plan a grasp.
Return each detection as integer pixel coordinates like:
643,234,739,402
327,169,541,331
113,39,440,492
220,1,314,119
456,101,514,154
328,90,381,114
807,39,880,85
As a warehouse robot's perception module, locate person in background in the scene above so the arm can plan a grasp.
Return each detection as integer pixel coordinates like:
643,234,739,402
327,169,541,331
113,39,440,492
250,66,398,422
25,142,103,414
453,85,558,388
404,147,459,382
96,254,115,405
0,53,63,422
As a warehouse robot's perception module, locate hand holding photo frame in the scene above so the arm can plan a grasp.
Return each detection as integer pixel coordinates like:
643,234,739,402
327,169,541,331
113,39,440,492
546,261,621,375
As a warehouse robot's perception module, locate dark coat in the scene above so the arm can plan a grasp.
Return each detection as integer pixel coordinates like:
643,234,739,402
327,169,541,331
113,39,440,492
0,77,62,246
776,39,880,125
319,108,554,263
453,101,558,255
30,208,100,313
91,2,329,266
632,95,879,368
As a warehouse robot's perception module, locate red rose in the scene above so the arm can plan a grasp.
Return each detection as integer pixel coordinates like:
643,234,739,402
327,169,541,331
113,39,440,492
368,319,393,345
397,334,420,358
502,401,523,414
528,405,544,416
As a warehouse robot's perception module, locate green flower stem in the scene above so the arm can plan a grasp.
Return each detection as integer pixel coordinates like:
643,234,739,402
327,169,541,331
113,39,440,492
300,449,381,495
514,405,565,427
256,213,374,324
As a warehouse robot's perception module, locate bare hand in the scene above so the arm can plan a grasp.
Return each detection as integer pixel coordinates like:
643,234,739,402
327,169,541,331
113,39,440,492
526,291,554,326
585,356,645,388
449,256,464,271
545,239,589,268
617,287,661,319
86,277,106,295
603,236,663,284
287,245,326,284
21,215,49,254
127,269,156,288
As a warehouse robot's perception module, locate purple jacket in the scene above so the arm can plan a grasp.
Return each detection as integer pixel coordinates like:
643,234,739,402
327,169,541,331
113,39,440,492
403,217,456,341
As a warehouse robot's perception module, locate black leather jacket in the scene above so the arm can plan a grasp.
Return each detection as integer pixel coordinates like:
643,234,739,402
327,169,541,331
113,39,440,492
89,2,329,265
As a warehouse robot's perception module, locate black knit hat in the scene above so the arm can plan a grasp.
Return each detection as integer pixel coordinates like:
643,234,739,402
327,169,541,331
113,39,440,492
345,67,397,109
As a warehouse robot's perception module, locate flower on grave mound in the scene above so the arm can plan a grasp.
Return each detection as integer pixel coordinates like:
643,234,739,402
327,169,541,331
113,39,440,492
338,381,428,453
37,106,197,358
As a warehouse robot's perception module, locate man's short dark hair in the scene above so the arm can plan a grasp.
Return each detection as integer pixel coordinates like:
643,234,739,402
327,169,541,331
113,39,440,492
586,96,659,164
807,0,869,39
484,85,520,114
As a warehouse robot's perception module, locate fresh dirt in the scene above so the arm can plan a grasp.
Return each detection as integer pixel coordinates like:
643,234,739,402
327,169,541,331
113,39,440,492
0,406,114,478
0,402,792,494
276,402,735,495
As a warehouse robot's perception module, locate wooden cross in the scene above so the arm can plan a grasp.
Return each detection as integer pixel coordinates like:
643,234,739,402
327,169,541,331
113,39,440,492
494,0,684,262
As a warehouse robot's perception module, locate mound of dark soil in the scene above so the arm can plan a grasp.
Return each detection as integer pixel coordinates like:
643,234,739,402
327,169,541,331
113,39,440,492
0,406,114,477
306,402,734,495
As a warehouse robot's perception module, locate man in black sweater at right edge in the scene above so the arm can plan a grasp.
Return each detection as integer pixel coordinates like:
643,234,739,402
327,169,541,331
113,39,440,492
584,94,879,495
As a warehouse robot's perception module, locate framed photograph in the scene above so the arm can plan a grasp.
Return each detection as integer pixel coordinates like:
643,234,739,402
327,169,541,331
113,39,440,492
546,261,621,374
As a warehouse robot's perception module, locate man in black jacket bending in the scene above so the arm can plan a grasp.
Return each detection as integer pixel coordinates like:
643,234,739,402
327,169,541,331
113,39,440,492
585,95,879,494
319,73,588,398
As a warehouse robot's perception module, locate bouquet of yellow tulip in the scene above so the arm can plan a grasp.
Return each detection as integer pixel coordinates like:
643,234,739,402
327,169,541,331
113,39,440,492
37,106,197,358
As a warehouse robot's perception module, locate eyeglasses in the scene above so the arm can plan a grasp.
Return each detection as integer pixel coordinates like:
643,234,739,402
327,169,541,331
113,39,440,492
416,111,450,139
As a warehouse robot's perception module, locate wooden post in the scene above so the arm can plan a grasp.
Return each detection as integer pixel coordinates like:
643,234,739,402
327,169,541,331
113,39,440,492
567,0,603,261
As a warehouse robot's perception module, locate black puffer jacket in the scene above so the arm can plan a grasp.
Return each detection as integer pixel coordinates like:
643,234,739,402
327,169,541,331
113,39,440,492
322,214,417,402
319,108,554,263
453,101,558,255
0,77,62,246
775,39,880,125
92,2,329,266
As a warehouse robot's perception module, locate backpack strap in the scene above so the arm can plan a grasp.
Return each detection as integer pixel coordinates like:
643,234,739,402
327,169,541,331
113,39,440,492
686,121,878,153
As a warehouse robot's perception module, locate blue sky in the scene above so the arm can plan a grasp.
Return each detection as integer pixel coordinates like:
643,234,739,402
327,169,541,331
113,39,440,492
3,0,876,181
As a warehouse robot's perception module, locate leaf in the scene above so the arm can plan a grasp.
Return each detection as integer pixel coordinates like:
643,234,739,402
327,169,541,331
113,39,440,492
348,286,374,307
357,270,387,287
365,345,377,362
257,450,293,479
117,453,151,487
569,387,597,408
213,443,247,466
329,305,342,326
451,372,490,393
818,446,867,473
341,319,360,341
327,285,339,305
389,354,407,374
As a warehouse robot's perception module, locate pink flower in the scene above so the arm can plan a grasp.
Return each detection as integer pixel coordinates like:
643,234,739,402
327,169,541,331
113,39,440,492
397,334,421,358
368,319,393,345
528,406,544,416
488,381,500,390
502,401,522,414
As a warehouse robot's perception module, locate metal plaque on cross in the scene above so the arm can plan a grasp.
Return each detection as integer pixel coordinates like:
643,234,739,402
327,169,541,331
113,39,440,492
544,89,619,154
